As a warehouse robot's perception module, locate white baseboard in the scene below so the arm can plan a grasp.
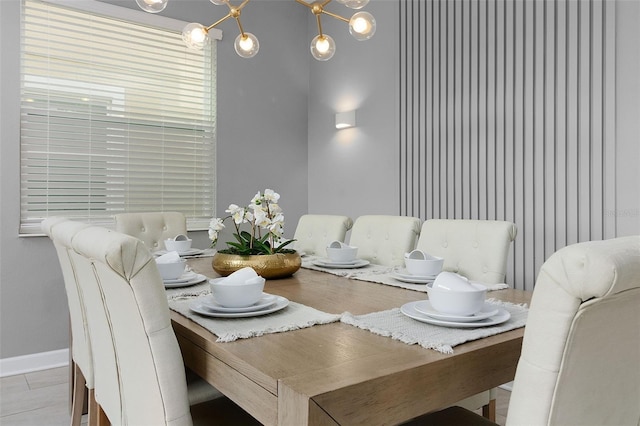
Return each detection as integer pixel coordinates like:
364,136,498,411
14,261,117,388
0,348,69,377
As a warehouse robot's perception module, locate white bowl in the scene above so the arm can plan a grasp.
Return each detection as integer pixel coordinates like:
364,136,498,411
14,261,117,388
209,275,266,308
164,238,192,252
427,278,487,316
156,259,187,280
404,253,444,276
326,245,358,263
432,271,477,292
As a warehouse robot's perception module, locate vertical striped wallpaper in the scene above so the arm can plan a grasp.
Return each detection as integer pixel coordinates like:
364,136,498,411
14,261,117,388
399,0,616,290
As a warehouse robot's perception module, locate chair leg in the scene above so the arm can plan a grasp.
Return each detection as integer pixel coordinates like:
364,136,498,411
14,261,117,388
95,404,110,426
482,399,496,422
87,389,108,426
70,363,85,426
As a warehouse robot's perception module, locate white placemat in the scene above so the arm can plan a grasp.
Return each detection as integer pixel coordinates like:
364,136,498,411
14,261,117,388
340,299,528,354
165,280,210,299
301,256,509,292
168,291,342,343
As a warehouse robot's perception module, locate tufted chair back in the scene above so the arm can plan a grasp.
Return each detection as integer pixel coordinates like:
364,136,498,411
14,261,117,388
114,212,187,252
416,219,517,284
348,215,422,266
293,214,353,256
42,217,94,425
70,224,192,426
507,236,640,426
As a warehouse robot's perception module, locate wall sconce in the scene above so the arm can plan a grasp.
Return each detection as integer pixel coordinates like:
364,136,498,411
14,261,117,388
335,110,356,129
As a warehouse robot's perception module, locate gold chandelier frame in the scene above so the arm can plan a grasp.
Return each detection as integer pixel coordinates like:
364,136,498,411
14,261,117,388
136,0,376,60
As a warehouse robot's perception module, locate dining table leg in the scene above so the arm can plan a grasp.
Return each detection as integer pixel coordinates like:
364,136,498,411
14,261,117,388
278,383,338,426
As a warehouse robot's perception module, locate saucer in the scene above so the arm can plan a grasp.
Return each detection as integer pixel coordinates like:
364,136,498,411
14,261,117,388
392,270,438,284
202,293,277,313
400,301,510,328
156,248,204,257
321,258,360,265
312,259,370,269
414,301,500,322
163,271,197,284
190,295,289,318
163,273,207,288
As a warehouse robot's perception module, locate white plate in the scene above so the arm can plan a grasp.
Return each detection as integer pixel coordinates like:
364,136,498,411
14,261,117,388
189,295,289,318
391,272,437,284
156,248,204,257
319,257,360,265
163,271,198,284
400,301,511,328
163,273,207,288
312,259,370,269
201,293,277,313
413,301,500,322
394,270,438,280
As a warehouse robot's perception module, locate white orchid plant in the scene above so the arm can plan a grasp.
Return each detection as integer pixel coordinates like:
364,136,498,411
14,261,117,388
208,189,295,255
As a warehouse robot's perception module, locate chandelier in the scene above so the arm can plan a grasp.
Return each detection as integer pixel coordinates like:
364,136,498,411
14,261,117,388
135,0,376,61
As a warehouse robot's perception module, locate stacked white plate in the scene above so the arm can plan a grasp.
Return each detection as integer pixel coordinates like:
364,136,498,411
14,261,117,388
156,248,204,257
189,293,289,318
400,300,511,328
311,258,370,269
163,271,207,288
391,269,438,284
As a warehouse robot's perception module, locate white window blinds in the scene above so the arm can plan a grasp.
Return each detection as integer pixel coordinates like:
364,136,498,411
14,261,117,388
20,0,217,234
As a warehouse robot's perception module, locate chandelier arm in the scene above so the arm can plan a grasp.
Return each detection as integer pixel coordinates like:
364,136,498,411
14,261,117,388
321,9,349,24
315,14,323,37
237,0,251,11
206,13,233,31
321,0,332,6
235,17,246,36
294,0,314,9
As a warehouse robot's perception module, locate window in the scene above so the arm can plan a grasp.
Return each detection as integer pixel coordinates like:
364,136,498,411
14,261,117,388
20,0,218,234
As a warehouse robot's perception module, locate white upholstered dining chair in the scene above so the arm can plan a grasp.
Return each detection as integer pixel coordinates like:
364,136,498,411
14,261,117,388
348,215,422,266
58,220,257,425
408,235,640,426
415,219,517,419
114,211,187,252
416,219,517,284
292,214,353,256
42,217,94,426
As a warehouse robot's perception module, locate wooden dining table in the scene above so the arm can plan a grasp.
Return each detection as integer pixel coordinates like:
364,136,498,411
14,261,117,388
171,258,531,426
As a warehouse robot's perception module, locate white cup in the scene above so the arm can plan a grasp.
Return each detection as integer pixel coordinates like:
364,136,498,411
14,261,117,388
404,250,444,276
164,236,192,252
326,241,358,263
156,259,187,280
209,268,265,308
428,272,487,315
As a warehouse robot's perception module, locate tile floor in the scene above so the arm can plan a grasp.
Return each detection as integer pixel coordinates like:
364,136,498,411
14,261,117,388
0,366,511,425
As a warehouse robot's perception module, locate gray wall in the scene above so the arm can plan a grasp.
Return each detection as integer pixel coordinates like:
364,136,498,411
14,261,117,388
615,0,640,237
0,0,309,359
1,0,638,360
308,0,639,289
307,0,401,221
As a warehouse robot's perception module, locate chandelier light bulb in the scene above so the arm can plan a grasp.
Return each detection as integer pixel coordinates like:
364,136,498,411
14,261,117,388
182,23,209,50
336,0,369,10
135,0,168,13
139,0,373,61
310,34,336,61
234,33,260,58
349,11,376,41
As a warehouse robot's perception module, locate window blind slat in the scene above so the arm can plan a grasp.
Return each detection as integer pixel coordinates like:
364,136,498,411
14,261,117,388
20,0,217,233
